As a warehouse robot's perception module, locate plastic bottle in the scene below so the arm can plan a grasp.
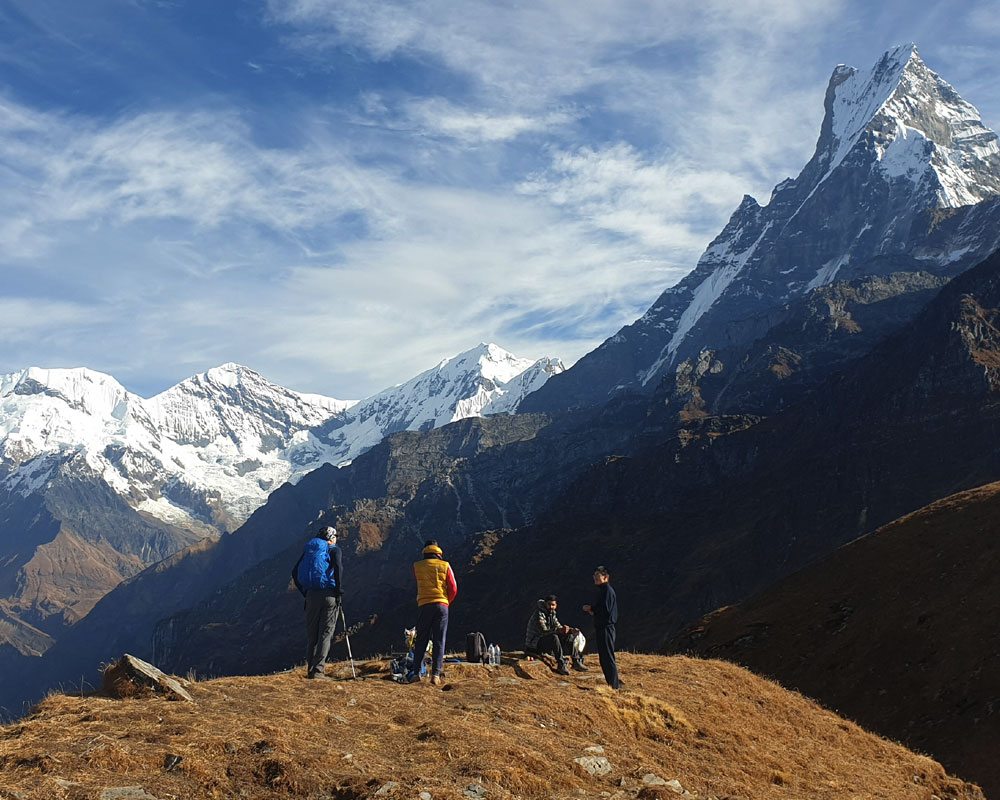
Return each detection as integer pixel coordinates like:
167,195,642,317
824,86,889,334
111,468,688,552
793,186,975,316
487,644,496,665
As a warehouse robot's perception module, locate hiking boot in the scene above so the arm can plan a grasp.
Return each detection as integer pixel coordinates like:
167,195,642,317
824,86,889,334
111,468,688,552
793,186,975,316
572,660,589,672
430,674,442,686
556,663,570,676
405,672,420,684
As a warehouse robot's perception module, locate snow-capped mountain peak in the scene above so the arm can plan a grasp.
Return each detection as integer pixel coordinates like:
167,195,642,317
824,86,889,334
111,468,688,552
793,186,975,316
325,343,564,465
1,366,134,419
520,45,1000,412
436,342,535,385
816,43,1000,207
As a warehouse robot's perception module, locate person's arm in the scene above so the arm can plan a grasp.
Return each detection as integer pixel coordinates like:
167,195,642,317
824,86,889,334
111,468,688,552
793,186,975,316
445,566,458,604
329,545,343,594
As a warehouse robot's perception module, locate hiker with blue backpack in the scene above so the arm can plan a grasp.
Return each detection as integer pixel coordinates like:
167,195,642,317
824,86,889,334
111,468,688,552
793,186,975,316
292,525,343,680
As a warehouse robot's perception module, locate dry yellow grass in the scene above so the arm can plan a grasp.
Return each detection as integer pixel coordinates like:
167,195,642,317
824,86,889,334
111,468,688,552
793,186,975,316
0,653,981,800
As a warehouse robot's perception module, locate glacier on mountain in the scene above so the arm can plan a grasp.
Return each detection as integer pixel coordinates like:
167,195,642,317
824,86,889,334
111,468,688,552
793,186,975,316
0,345,562,533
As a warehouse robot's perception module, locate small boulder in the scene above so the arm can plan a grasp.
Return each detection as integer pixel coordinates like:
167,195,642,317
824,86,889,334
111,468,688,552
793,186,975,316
101,655,194,704
573,756,613,777
99,789,161,800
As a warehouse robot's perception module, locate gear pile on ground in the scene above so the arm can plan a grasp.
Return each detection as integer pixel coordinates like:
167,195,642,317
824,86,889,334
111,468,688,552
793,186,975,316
0,653,982,800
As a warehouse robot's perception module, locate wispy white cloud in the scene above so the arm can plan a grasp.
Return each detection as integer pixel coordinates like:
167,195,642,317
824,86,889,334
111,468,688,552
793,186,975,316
519,143,747,250
0,298,95,342
0,104,390,252
6,0,989,402
404,98,577,144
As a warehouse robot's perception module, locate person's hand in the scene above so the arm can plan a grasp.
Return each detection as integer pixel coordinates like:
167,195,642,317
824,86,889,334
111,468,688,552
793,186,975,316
561,625,570,634
583,604,593,615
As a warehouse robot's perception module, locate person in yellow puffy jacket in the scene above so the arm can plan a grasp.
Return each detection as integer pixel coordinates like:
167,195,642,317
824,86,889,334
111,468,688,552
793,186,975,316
406,540,458,685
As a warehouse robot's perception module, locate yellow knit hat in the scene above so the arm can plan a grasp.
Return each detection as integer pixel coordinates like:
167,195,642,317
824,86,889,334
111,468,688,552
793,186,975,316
422,544,443,557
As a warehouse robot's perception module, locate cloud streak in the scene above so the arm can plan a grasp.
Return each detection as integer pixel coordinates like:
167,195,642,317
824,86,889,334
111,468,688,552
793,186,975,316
2,0,997,399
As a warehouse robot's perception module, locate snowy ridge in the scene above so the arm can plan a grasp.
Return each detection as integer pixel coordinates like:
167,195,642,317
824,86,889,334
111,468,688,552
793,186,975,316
634,45,1000,378
324,344,564,465
822,43,1000,207
0,346,560,533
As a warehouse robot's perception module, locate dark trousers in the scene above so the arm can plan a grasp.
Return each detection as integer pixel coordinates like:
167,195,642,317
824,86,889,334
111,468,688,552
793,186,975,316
596,624,619,689
305,589,341,677
535,631,582,666
412,602,449,677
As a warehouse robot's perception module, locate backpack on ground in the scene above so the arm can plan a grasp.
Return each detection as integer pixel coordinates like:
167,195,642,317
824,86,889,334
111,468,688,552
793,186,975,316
466,631,487,663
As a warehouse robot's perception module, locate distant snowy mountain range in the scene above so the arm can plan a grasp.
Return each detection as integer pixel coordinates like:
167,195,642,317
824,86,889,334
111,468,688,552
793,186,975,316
0,343,563,534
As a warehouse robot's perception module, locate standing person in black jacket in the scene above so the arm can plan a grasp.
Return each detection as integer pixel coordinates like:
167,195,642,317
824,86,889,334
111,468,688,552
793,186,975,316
292,526,343,680
583,565,620,690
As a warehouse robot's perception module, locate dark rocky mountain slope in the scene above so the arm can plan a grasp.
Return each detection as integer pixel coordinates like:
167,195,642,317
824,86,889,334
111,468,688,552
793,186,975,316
667,480,1000,798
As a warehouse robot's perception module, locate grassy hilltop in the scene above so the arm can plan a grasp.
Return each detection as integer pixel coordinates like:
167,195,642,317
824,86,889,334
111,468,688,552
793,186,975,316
0,653,981,800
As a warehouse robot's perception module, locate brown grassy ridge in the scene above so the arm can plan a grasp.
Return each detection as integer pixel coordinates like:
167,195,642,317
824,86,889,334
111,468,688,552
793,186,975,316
666,480,1000,799
0,653,981,800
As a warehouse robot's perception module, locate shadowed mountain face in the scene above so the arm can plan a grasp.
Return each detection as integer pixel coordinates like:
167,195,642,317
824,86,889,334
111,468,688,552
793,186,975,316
523,46,1000,414
666,481,1000,798
0,455,202,637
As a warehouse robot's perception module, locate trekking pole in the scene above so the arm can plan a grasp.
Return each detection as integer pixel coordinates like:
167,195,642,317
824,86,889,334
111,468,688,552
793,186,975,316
339,606,357,679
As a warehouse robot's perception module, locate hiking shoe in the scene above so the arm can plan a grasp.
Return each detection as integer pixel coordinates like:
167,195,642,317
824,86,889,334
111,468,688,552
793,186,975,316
430,674,442,686
556,664,570,676
405,672,420,684
572,661,589,672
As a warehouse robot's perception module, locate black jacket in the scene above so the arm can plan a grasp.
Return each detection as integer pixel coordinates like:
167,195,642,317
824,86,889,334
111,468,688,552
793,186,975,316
592,583,617,627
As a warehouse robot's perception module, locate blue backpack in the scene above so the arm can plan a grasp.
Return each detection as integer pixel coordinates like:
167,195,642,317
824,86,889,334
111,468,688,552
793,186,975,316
296,538,336,591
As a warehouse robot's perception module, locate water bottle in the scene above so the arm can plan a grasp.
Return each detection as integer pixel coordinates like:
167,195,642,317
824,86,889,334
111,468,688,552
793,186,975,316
487,644,495,665
492,644,500,665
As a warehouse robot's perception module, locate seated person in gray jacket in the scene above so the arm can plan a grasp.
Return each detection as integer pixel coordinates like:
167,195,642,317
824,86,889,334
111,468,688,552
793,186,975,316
524,594,587,674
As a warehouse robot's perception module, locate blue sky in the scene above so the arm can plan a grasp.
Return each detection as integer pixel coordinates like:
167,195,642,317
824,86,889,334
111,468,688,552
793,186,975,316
1,0,998,399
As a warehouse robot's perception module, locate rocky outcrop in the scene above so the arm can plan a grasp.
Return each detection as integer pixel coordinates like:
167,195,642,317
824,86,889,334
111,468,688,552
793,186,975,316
649,270,948,424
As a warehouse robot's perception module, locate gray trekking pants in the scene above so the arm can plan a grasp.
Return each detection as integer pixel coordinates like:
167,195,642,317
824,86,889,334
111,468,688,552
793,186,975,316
305,589,341,677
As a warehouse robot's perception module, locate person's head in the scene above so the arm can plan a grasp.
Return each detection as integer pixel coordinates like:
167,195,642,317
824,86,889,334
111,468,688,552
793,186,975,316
422,539,443,559
593,566,610,585
544,594,558,612
322,526,337,544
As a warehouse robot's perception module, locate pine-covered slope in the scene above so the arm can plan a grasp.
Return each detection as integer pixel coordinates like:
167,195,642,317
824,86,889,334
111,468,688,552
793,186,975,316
523,44,1000,413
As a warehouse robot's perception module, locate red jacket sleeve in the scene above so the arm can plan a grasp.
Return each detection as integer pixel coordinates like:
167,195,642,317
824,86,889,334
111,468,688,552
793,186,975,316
445,566,458,604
